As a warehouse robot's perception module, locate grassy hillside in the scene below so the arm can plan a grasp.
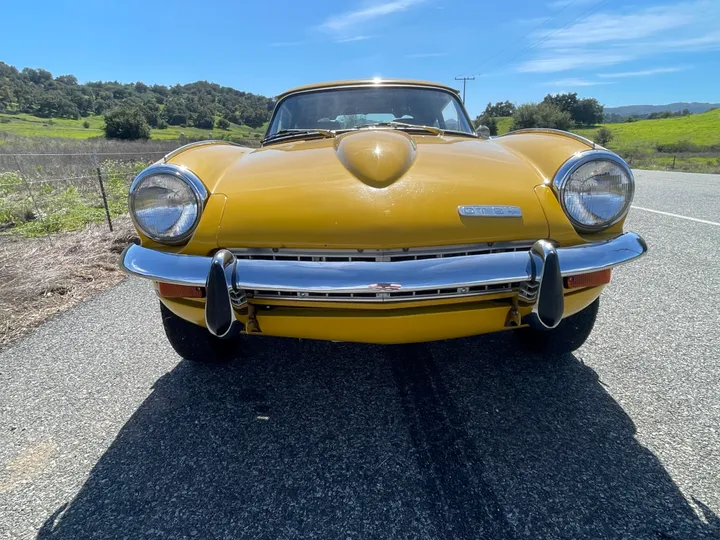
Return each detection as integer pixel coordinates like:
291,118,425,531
496,117,513,135
0,112,266,142
492,109,720,173
494,108,720,146
573,108,720,147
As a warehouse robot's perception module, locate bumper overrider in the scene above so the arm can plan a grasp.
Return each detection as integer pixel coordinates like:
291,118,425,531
121,232,647,339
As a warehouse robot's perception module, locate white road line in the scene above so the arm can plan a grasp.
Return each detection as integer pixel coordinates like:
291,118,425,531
632,206,720,227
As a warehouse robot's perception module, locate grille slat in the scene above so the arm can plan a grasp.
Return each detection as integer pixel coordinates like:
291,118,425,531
230,241,534,264
230,242,536,304
243,282,521,303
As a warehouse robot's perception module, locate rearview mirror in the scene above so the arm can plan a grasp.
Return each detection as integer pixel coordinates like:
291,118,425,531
475,125,491,138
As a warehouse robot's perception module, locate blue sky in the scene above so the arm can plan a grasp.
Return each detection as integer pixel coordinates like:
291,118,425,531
1,0,718,116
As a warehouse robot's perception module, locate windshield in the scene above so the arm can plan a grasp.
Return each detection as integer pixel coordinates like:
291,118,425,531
267,86,474,137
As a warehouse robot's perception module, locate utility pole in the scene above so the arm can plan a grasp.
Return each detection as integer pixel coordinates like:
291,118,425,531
454,76,475,104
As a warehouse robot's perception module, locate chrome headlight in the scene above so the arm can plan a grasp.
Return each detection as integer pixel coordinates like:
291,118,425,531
553,150,634,232
129,164,207,244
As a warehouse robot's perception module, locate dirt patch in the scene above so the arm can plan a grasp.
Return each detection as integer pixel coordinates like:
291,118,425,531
0,217,138,350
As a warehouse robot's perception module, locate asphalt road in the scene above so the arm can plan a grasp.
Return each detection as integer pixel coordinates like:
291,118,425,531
1,170,719,539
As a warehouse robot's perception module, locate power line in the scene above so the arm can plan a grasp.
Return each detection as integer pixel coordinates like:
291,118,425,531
467,0,610,78
462,0,586,77
491,0,610,73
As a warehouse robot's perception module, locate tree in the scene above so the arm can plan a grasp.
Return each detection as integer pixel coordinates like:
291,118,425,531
194,108,214,129
594,127,613,146
103,108,151,140
0,60,274,134
572,98,604,126
217,117,230,130
543,93,603,126
512,102,573,131
543,92,578,116
483,101,515,117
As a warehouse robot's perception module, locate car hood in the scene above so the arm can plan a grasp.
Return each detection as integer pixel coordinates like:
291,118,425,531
178,130,554,248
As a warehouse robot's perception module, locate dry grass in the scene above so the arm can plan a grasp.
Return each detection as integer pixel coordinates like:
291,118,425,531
0,216,138,350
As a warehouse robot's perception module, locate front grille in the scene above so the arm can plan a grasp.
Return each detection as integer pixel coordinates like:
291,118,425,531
229,241,536,304
229,241,534,263
244,282,521,303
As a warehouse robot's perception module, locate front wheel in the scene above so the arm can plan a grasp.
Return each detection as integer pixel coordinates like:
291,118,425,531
515,298,599,356
160,302,242,363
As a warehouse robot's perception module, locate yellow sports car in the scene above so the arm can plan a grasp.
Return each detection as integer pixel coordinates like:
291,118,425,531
121,79,647,361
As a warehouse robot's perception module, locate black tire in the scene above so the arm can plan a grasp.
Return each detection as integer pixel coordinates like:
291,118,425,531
516,298,599,356
160,302,241,363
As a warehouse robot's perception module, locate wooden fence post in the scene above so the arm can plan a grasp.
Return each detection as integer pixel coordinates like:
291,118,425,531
672,155,676,170
12,155,42,223
93,151,113,232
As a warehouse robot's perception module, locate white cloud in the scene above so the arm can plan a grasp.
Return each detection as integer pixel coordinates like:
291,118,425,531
335,35,373,43
545,78,612,86
537,5,694,49
321,0,427,32
598,66,687,78
516,1,720,73
518,51,630,73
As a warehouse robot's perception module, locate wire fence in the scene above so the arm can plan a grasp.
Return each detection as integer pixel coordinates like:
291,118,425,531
0,140,180,236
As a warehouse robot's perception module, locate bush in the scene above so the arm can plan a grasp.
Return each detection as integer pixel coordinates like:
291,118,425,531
594,127,613,146
656,140,699,153
103,108,151,140
82,120,90,129
512,102,573,131
217,118,230,130
194,114,214,129
157,119,168,129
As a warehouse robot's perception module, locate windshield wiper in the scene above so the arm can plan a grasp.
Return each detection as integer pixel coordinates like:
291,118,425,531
263,128,336,144
346,122,445,136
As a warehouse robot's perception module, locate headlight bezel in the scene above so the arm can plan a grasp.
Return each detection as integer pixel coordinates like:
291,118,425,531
128,163,208,245
553,149,635,232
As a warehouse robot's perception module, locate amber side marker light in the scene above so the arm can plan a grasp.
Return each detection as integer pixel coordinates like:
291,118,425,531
157,283,206,298
564,269,612,289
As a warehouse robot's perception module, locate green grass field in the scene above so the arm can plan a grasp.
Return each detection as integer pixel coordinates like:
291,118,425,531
491,108,720,148
0,112,266,142
573,108,720,147
489,109,720,173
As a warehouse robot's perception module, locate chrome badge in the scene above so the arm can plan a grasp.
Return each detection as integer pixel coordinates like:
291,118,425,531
458,205,523,217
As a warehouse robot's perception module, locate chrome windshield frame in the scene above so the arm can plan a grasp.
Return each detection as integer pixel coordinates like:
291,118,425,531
264,83,476,143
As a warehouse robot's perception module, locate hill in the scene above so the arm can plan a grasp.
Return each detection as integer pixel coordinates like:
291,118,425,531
0,61,273,137
604,102,720,117
0,112,266,141
573,108,720,147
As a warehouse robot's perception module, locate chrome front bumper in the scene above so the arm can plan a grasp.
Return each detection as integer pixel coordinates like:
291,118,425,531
121,232,647,337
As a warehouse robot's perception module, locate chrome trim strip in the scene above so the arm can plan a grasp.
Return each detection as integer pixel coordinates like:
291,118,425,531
121,232,647,299
552,149,635,233
128,163,208,245
501,128,596,148
163,140,249,163
229,241,535,262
